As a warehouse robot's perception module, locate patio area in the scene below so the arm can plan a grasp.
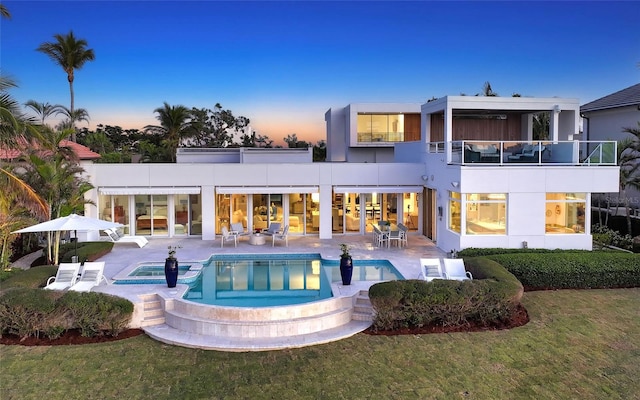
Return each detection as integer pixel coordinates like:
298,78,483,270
92,233,446,351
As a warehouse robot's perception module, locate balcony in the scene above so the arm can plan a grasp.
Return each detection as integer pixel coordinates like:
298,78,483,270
427,140,617,166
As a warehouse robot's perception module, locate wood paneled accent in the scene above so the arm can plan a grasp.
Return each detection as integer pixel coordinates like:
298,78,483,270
428,112,524,142
403,114,421,142
430,114,444,142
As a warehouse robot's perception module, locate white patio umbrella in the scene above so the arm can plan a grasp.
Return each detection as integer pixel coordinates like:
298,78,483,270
12,214,123,258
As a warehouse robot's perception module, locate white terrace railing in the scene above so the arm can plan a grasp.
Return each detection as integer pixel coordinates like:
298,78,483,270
427,140,617,166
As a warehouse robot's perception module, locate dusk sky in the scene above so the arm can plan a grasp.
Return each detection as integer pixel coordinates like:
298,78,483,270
2,1,639,145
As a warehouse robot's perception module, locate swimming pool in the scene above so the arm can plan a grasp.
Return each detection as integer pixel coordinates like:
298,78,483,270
114,253,403,307
185,253,402,307
114,262,202,285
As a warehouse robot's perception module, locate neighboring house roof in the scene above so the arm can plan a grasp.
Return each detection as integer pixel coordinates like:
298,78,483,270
0,139,101,161
581,83,640,113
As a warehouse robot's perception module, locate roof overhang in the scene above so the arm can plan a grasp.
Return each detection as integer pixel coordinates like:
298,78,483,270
216,186,318,194
333,186,423,194
99,187,201,195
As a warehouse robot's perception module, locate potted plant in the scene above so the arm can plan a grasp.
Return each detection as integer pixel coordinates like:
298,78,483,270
165,245,181,288
339,243,353,285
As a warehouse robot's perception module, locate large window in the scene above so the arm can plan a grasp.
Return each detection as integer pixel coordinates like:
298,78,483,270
465,194,506,235
357,113,405,143
448,191,461,233
546,193,586,234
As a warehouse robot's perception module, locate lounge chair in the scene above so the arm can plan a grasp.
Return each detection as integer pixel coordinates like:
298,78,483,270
272,225,289,247
104,228,148,248
44,262,81,290
263,222,281,236
230,222,249,240
419,258,445,281
69,262,107,292
220,226,238,247
443,258,473,281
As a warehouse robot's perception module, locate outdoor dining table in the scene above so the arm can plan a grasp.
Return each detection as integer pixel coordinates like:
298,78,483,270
371,223,399,247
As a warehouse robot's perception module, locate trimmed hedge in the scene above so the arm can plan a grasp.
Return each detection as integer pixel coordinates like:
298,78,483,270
368,257,523,331
31,241,114,267
486,252,640,290
458,247,591,257
0,288,133,340
59,241,114,264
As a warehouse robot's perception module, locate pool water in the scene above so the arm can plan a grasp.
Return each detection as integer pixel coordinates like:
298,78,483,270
129,264,191,277
184,253,403,307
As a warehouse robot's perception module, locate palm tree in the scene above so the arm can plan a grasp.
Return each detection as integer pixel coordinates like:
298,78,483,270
36,31,95,141
145,102,192,162
0,75,30,148
0,3,11,19
24,100,65,126
0,167,48,268
0,75,50,268
55,106,90,131
618,122,640,235
478,81,498,97
533,112,550,140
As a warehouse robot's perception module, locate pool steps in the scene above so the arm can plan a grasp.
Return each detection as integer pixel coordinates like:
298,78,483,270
142,289,375,351
140,294,165,327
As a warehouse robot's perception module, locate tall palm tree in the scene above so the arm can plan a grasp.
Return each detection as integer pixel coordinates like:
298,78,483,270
0,3,11,19
36,31,95,141
145,102,192,162
24,100,65,126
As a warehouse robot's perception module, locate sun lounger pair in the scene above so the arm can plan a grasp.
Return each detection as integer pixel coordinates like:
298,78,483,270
44,261,107,292
104,228,148,247
419,258,473,281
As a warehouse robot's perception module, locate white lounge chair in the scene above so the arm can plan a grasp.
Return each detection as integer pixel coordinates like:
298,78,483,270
69,262,107,292
44,262,81,290
221,226,237,247
272,225,289,247
443,258,473,281
419,258,445,281
104,228,148,248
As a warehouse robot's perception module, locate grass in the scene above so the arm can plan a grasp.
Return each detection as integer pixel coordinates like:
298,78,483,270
1,288,638,400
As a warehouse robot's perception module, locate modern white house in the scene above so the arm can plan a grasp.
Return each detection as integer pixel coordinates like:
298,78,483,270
81,95,620,251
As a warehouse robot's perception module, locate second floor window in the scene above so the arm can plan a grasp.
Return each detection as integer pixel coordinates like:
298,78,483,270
357,114,405,143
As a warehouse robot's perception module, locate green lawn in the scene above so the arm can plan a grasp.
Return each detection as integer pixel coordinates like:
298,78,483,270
2,288,639,400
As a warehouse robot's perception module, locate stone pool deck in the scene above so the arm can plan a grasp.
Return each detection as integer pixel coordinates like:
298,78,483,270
90,234,446,351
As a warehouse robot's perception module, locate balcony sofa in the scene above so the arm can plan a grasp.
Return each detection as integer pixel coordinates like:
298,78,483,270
464,144,500,163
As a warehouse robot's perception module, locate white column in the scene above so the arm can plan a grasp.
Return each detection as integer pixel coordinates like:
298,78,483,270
201,186,216,241
318,184,333,239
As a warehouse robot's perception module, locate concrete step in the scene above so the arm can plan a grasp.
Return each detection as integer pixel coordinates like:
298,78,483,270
140,295,165,327
144,319,372,352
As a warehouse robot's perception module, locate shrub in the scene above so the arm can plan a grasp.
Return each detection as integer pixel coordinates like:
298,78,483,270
59,291,134,337
0,288,67,340
592,224,633,250
0,289,134,339
486,252,640,290
369,258,522,332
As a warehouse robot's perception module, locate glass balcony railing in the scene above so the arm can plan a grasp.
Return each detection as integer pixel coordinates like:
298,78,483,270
428,140,617,166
